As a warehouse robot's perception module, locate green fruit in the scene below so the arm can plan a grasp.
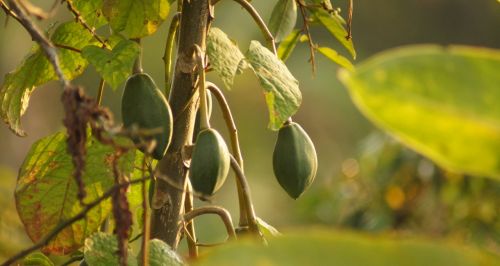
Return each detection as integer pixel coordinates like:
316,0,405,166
193,90,213,142
122,73,173,160
189,128,230,196
273,122,318,199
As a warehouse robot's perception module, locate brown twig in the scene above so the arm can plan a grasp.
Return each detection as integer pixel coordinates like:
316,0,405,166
183,206,236,240
6,0,69,87
297,0,316,74
54,43,82,53
346,0,353,40
62,0,108,48
1,176,150,266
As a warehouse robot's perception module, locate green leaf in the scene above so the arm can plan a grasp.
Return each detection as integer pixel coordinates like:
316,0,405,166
311,8,356,59
268,0,297,42
256,217,281,238
195,229,500,266
338,45,500,179
103,0,170,38
72,0,107,28
317,46,354,71
0,22,94,136
206,27,246,90
84,232,137,266
146,239,184,266
15,132,138,255
246,41,302,130
277,29,301,62
22,252,54,266
82,39,140,89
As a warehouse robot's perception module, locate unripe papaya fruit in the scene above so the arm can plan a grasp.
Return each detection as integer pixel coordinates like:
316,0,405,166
193,90,213,142
273,122,318,199
189,128,230,196
122,73,173,160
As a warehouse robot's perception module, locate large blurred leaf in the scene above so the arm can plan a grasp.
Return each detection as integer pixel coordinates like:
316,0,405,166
0,22,95,136
246,41,302,130
206,27,246,90
268,0,297,42
15,132,137,255
82,39,140,89
338,45,500,179
103,0,170,38
311,8,356,59
84,232,137,266
195,229,500,266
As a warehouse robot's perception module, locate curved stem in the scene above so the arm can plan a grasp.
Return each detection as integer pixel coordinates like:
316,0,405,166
194,45,210,129
184,206,236,240
140,158,150,266
163,13,181,97
183,180,198,258
132,38,143,74
229,155,261,236
214,0,276,55
206,82,249,227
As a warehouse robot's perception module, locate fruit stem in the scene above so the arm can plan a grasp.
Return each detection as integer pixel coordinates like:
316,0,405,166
183,180,199,258
163,13,181,98
132,38,143,74
184,206,237,240
206,82,250,228
194,45,210,129
96,78,105,106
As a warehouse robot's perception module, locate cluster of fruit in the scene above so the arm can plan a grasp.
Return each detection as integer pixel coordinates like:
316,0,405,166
121,72,317,199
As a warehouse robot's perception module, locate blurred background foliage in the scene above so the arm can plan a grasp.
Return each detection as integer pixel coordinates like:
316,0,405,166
0,0,499,261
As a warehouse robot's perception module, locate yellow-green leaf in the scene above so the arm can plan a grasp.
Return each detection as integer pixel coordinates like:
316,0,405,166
317,46,354,71
338,45,500,179
103,0,170,38
277,29,301,62
268,0,297,42
311,8,356,59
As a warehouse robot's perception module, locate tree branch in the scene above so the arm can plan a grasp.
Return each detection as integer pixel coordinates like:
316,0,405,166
6,0,69,87
183,206,236,240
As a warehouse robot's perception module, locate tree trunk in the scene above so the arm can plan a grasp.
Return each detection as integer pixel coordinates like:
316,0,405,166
150,0,210,248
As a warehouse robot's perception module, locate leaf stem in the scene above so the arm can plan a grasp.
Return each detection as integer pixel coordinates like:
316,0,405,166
163,13,181,98
96,79,105,106
140,158,151,266
194,45,210,129
183,180,198,258
213,0,277,55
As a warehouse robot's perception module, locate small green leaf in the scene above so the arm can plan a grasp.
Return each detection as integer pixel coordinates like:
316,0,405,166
277,29,301,62
195,229,500,266
72,0,107,28
22,252,54,266
311,8,356,59
84,232,137,266
317,46,354,71
206,27,246,90
147,239,184,266
15,132,138,255
268,0,298,42
256,217,281,238
103,0,170,38
0,22,94,136
246,41,302,130
82,39,140,89
338,45,500,179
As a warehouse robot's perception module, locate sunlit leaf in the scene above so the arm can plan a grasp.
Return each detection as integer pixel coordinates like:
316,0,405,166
195,229,500,266
72,0,107,28
0,22,94,136
246,41,302,130
22,252,54,266
256,217,281,238
268,0,297,42
277,29,301,62
317,46,354,71
103,0,170,38
84,232,137,266
82,39,140,89
15,132,137,255
339,45,500,179
206,27,246,90
311,7,356,59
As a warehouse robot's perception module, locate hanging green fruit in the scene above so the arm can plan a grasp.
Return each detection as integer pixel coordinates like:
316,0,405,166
189,128,231,196
273,121,318,199
121,73,173,160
